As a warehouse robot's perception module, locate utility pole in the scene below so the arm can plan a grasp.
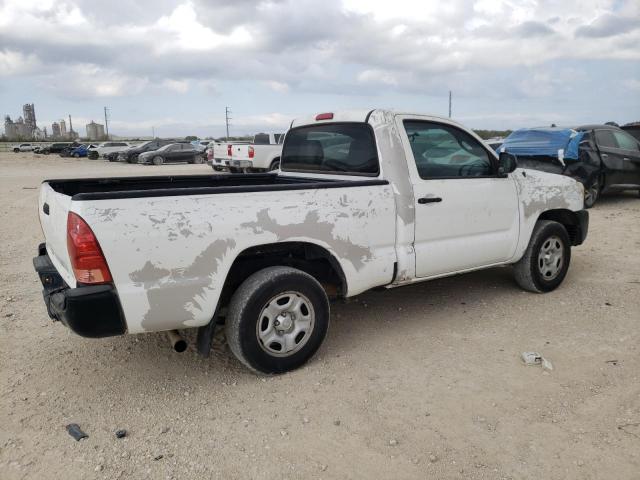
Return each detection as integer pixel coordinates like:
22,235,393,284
104,107,110,140
225,106,231,140
68,114,73,139
448,90,452,118
151,126,155,138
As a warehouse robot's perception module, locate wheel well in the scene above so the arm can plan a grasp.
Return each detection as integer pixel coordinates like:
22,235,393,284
219,241,346,308
538,209,582,245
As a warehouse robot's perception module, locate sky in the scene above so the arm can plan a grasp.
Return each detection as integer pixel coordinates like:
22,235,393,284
1,0,639,138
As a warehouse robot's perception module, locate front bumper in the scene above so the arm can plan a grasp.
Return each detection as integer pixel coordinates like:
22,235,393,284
573,210,589,246
33,244,126,338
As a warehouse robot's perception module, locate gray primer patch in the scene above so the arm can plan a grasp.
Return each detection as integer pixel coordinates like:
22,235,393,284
240,208,372,270
131,238,236,331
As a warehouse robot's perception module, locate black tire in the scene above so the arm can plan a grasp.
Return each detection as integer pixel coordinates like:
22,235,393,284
226,266,330,374
513,220,571,293
152,156,163,166
212,165,224,172
193,155,204,164
269,159,280,171
229,167,242,173
72,153,80,158
583,177,600,208
13,148,19,153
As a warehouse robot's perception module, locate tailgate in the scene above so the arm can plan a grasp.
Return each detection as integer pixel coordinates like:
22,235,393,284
39,183,76,287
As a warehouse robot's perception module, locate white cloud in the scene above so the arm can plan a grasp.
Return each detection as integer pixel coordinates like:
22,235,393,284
162,79,190,93
265,81,290,93
0,49,41,76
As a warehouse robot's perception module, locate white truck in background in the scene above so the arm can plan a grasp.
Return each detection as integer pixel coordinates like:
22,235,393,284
208,133,284,172
33,110,588,374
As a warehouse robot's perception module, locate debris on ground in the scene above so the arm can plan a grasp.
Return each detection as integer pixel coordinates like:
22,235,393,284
115,429,127,438
65,423,88,441
153,455,164,461
605,359,618,365
521,352,553,371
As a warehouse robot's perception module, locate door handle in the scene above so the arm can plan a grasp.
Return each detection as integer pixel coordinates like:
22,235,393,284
418,197,442,204
623,157,630,161
601,153,608,158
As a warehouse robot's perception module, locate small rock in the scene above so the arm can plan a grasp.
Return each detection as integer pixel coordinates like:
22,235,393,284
577,460,584,467
5,313,13,318
302,417,310,424
333,420,341,426
280,430,288,437
320,464,328,471
95,465,103,472
389,439,398,446
429,454,438,463
153,455,163,461
115,429,127,439
65,423,88,441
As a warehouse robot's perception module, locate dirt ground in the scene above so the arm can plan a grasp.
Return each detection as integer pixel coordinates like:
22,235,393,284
1,152,639,480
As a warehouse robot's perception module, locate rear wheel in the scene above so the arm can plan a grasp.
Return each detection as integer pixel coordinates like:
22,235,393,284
513,220,571,293
152,156,163,166
583,177,600,208
193,155,204,164
73,152,80,158
226,266,330,374
13,148,19,153
269,159,280,171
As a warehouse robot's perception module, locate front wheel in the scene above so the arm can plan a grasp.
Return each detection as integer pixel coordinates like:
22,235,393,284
13,149,19,153
192,155,204,164
513,220,571,293
152,156,163,165
226,266,330,374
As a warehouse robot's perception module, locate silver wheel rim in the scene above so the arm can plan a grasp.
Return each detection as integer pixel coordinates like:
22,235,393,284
584,182,598,205
256,292,315,357
537,235,564,281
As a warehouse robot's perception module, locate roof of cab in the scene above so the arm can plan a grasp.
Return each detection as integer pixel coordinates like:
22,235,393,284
290,109,462,129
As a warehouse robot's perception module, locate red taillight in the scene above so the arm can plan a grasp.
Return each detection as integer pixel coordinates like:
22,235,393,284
248,146,254,159
67,212,112,284
315,112,334,121
227,144,232,156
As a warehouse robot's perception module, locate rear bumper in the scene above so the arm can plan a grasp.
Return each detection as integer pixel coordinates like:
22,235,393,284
33,244,127,338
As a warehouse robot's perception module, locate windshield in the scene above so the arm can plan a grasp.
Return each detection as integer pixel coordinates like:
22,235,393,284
281,124,379,175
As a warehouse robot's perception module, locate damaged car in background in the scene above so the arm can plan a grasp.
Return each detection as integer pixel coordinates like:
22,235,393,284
33,109,588,374
500,124,640,207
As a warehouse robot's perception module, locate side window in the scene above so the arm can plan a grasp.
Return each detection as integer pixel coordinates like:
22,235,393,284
594,130,618,149
613,131,640,151
403,121,493,179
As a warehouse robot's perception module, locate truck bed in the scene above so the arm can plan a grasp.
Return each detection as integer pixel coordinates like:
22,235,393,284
46,173,387,200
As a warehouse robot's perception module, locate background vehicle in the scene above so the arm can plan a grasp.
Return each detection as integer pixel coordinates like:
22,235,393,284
40,143,72,155
621,123,640,142
68,144,98,158
87,141,130,159
501,125,640,207
210,133,284,172
58,142,82,157
13,143,34,152
138,142,203,165
33,109,587,374
119,139,174,163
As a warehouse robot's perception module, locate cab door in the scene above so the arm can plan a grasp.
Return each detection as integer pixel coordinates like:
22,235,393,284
397,116,520,278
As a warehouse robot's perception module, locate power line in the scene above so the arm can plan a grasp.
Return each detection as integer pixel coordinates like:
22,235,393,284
104,107,110,140
448,90,452,118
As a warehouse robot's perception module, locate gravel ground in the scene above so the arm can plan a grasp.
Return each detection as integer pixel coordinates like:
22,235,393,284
1,152,639,480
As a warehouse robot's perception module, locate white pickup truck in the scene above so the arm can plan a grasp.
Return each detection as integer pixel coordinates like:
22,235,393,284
209,133,284,172
33,110,588,374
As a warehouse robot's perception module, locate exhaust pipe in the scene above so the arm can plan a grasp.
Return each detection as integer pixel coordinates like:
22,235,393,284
167,330,187,353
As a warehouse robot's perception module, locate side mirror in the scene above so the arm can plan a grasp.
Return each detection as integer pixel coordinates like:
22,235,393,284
498,152,517,176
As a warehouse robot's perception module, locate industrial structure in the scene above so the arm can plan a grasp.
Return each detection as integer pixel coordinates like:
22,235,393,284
86,121,106,141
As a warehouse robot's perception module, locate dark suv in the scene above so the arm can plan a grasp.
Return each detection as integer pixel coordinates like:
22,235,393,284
501,125,640,207
119,140,174,163
40,142,73,155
